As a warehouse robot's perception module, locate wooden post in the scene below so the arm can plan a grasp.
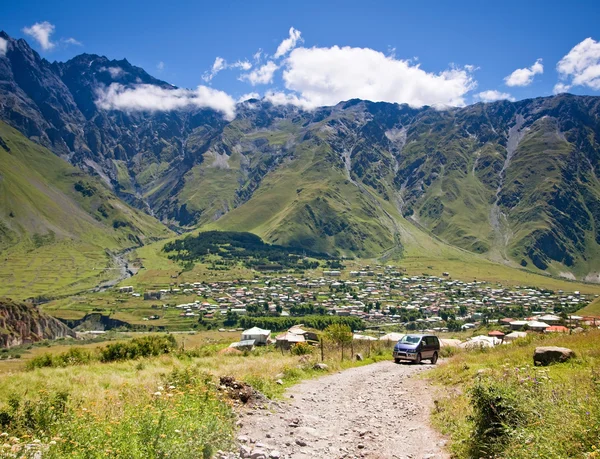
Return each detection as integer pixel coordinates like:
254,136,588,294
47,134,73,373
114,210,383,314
351,340,354,360
320,337,324,362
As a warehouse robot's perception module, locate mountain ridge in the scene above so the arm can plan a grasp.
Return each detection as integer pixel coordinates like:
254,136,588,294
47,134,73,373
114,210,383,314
2,31,600,281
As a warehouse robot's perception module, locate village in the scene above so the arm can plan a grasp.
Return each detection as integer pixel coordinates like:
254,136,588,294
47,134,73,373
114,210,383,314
116,265,597,347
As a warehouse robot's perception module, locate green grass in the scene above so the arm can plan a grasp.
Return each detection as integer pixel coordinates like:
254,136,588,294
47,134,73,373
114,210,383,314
0,121,172,298
577,296,600,316
429,330,600,458
0,332,391,458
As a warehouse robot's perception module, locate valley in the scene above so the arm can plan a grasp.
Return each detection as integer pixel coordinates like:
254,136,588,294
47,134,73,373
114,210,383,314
1,23,600,459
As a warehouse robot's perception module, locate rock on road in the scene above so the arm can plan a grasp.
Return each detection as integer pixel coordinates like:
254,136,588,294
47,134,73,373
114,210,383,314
233,361,448,459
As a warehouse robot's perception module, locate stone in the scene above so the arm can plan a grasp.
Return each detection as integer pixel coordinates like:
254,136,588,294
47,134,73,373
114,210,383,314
533,346,575,366
238,435,250,443
239,445,252,458
355,353,363,361
295,439,308,447
275,379,284,385
269,451,281,459
250,449,267,459
313,363,329,370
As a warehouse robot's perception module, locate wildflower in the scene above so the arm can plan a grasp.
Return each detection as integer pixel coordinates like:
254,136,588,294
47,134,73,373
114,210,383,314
157,386,165,391
0,433,7,438
49,441,57,446
169,385,176,390
153,392,162,397
174,430,181,434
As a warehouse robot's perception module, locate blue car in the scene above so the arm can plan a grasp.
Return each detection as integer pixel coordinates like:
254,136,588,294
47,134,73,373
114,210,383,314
393,334,440,364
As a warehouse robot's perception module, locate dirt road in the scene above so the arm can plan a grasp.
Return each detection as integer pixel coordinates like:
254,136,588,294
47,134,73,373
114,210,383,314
229,361,448,459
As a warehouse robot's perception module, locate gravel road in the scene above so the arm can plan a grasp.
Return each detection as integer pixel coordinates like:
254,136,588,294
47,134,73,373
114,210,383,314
230,361,448,459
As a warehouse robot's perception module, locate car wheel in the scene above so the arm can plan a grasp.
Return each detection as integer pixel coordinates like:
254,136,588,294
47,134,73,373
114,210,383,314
431,352,438,364
394,358,400,364
415,353,422,364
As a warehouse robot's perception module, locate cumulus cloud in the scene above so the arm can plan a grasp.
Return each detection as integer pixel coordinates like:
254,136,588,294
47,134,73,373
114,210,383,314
555,38,600,93
202,56,227,82
475,90,515,103
22,21,56,51
504,59,543,87
274,27,302,59
95,83,236,120
272,45,476,109
0,37,7,57
553,82,571,94
240,61,279,85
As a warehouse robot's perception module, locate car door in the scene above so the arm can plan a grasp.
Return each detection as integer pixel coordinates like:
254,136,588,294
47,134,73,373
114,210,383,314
423,336,434,358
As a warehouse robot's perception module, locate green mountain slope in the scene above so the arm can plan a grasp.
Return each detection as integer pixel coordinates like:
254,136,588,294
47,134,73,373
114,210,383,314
0,122,172,298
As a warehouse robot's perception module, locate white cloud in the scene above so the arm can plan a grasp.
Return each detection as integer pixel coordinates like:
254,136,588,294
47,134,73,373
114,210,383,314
240,61,279,85
274,27,302,59
475,90,515,103
0,37,7,57
504,59,543,87
555,38,600,91
157,61,165,71
253,49,263,62
100,66,125,78
553,82,571,94
203,56,227,82
238,92,260,103
63,37,82,46
271,45,475,109
22,21,56,51
231,60,252,70
95,83,236,120
264,91,313,110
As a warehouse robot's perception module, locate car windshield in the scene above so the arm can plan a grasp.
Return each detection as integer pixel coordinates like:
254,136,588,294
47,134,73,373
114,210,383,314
399,335,421,344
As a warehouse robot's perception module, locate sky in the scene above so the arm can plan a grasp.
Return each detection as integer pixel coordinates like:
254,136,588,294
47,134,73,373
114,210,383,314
2,0,600,118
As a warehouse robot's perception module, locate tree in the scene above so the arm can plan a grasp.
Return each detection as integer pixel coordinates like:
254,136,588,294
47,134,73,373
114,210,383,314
224,309,239,326
324,324,353,361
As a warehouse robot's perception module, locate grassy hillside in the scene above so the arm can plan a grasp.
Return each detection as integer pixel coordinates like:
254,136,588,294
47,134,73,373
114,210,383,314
430,330,600,458
0,122,172,298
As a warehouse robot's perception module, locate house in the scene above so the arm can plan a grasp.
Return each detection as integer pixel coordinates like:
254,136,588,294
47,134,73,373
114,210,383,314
488,330,505,340
118,286,133,293
241,327,271,345
144,291,164,300
527,320,550,332
509,320,528,330
275,331,306,350
545,325,569,333
229,340,255,351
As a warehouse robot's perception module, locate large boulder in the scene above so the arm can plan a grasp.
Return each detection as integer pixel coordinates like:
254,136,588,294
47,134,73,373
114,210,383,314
533,346,575,366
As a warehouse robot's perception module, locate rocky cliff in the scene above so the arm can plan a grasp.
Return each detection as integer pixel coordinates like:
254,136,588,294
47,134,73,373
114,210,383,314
0,298,76,348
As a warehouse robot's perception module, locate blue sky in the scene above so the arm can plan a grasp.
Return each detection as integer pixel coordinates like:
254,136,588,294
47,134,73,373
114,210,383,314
3,0,600,113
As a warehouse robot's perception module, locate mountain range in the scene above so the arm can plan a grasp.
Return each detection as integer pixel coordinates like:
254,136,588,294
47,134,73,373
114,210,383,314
2,31,600,283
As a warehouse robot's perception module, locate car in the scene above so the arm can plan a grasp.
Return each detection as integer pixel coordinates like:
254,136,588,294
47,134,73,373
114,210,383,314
393,334,440,364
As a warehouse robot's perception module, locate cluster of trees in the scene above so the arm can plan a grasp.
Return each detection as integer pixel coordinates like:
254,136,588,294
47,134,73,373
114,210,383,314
236,315,364,332
163,231,329,270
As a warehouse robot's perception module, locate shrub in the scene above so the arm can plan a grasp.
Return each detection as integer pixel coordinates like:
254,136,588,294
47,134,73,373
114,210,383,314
469,379,528,457
291,342,313,356
99,334,177,362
